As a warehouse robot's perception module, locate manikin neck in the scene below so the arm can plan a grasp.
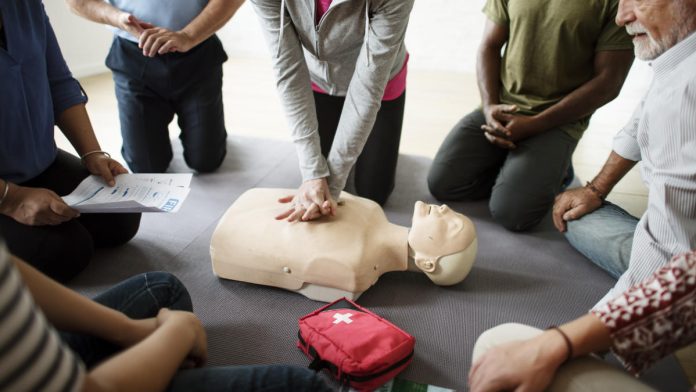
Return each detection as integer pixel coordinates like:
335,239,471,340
380,222,410,272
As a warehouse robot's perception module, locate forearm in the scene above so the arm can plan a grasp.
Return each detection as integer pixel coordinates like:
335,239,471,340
535,50,633,132
534,75,623,132
181,0,244,47
250,0,326,181
86,320,194,392
66,0,126,27
477,45,502,108
12,255,136,340
590,151,637,197
558,314,613,358
56,104,102,157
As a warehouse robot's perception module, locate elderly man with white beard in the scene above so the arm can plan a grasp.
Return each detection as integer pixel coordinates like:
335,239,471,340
466,0,696,391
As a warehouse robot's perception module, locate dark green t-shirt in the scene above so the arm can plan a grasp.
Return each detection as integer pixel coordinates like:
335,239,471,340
483,0,633,139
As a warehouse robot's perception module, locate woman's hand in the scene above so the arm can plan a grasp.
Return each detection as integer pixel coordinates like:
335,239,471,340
82,153,128,187
275,178,337,222
0,184,79,226
469,331,567,392
156,308,208,368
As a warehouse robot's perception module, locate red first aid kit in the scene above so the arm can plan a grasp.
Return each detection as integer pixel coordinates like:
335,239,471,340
297,298,415,391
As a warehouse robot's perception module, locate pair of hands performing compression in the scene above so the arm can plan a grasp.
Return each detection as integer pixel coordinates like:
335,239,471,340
116,13,196,57
0,154,125,226
275,178,338,222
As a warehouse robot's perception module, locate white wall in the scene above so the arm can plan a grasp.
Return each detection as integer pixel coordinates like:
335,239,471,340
44,1,113,77
47,0,487,77
217,0,487,73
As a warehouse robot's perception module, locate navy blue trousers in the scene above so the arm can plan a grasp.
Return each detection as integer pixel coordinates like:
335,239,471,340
106,36,228,173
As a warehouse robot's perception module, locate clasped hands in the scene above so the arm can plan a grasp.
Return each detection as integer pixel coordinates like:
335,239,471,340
117,13,195,57
482,104,540,149
275,178,337,222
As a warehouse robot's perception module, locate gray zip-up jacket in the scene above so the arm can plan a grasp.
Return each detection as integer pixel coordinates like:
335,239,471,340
250,0,415,199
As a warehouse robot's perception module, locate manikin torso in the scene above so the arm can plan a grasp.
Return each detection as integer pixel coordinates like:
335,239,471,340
210,188,477,301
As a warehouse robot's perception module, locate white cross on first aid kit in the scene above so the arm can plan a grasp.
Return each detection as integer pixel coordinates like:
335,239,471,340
333,313,353,324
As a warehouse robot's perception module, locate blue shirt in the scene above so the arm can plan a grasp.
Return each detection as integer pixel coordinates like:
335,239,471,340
109,0,208,42
0,0,87,183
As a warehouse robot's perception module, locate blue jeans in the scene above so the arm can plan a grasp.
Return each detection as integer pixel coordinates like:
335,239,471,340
62,272,330,391
564,202,639,279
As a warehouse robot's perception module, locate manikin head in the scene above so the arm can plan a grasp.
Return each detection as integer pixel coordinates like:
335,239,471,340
408,201,477,286
616,0,696,60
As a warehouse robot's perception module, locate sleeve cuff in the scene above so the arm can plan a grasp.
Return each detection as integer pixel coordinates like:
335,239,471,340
612,129,642,161
294,142,329,182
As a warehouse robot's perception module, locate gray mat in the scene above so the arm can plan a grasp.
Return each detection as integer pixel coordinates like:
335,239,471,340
70,136,688,391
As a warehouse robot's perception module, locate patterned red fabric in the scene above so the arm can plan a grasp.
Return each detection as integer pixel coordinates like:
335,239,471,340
591,250,696,375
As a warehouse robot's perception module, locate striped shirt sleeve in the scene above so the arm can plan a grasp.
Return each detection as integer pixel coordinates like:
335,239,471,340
612,97,644,162
0,244,85,392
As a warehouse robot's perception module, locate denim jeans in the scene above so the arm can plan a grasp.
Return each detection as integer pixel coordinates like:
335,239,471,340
62,272,330,391
564,202,639,279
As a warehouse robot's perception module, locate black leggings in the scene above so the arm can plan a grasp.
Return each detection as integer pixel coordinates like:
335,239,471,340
0,150,141,282
314,91,406,205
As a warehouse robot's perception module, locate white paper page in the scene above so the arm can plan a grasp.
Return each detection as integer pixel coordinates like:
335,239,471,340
129,173,193,188
63,174,192,213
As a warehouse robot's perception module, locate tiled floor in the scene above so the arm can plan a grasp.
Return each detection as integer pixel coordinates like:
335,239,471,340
59,56,696,384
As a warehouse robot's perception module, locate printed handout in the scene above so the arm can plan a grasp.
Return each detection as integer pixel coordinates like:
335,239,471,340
63,174,193,213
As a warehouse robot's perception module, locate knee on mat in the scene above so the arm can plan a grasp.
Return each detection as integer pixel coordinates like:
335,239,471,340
427,166,475,201
185,149,226,173
427,167,453,201
472,323,533,361
490,203,543,232
37,229,94,283
142,271,193,312
95,213,141,248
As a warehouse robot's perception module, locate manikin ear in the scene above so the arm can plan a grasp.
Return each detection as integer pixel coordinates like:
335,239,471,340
414,257,437,273
417,238,478,286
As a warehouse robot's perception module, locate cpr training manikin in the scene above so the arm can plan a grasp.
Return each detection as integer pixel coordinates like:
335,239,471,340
210,188,477,301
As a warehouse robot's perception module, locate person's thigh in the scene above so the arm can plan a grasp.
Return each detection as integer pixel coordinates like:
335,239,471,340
24,150,142,248
107,39,176,173
472,323,656,392
490,128,577,231
175,65,227,173
0,215,92,282
3,150,96,282
112,71,176,173
428,109,506,201
167,365,333,392
565,202,638,279
353,92,406,205
313,91,344,157
62,272,192,367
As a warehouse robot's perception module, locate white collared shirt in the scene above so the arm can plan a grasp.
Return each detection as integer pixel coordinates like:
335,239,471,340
596,31,696,308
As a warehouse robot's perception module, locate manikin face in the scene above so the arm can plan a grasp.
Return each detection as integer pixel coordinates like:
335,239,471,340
616,0,696,60
408,201,476,285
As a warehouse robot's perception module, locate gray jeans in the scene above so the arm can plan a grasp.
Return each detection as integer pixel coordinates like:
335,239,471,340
428,109,578,231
